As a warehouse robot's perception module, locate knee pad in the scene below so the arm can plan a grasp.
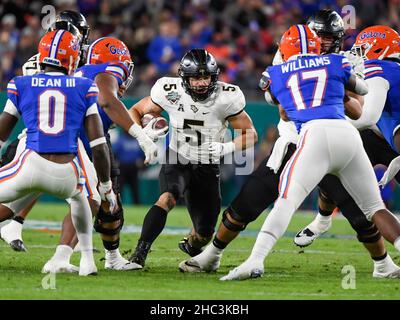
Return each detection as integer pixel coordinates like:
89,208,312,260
94,204,124,236
221,208,247,232
318,189,335,206
355,221,381,243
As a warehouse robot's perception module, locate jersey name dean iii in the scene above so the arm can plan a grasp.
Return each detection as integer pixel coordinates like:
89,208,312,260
150,77,245,164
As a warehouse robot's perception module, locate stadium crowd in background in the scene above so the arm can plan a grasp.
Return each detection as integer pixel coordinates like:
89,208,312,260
1,0,400,99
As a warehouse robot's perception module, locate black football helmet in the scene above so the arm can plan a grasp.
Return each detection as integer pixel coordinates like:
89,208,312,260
50,10,90,67
178,49,220,101
55,10,90,45
307,9,345,53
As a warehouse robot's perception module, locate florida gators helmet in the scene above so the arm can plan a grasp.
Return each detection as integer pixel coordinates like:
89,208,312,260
38,30,80,75
353,25,400,60
279,25,321,62
86,37,134,89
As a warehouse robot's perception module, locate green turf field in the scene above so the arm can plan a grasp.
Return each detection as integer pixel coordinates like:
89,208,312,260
0,203,399,300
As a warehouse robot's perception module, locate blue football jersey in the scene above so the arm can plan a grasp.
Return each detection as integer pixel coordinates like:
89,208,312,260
364,59,400,152
264,54,353,131
6,73,98,154
75,61,129,155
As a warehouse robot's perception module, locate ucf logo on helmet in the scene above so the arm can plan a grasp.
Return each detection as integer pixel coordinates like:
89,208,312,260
360,31,386,40
109,45,128,55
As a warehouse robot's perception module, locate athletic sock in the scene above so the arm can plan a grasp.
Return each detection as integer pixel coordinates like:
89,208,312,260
13,216,25,225
52,244,73,262
249,231,276,262
103,239,119,251
139,205,168,244
212,237,228,250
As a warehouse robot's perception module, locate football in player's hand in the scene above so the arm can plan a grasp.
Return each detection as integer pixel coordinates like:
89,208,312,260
141,113,168,132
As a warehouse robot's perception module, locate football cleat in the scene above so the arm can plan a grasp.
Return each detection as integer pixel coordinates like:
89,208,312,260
373,256,400,279
42,259,79,274
9,240,27,252
178,256,220,273
178,245,222,273
79,262,98,276
219,260,264,281
129,240,152,267
294,228,319,247
0,221,26,252
105,249,142,271
178,237,203,257
294,218,332,247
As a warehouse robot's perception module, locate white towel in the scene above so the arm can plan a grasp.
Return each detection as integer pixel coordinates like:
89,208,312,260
267,136,292,173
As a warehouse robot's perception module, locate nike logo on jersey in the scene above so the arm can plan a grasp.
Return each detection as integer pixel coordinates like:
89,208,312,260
202,112,210,115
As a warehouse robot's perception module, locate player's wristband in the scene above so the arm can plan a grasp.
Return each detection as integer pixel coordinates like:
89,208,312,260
128,123,146,140
0,140,4,148
99,180,112,192
222,141,236,155
89,137,106,148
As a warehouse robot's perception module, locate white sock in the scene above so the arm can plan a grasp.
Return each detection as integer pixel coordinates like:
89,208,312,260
106,248,121,257
307,213,332,234
69,193,93,252
316,213,332,223
2,220,23,238
394,237,400,252
206,243,223,256
249,231,276,262
249,198,296,262
52,244,73,262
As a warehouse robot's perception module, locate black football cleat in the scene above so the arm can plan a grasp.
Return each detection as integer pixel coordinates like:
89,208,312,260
178,237,202,257
9,240,27,252
129,240,152,267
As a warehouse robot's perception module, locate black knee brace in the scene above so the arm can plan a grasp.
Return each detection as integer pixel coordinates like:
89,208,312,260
221,209,247,232
94,204,124,236
318,189,335,206
356,222,381,243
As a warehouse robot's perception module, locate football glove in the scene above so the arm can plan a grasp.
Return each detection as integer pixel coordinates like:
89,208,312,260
98,181,118,213
142,118,169,142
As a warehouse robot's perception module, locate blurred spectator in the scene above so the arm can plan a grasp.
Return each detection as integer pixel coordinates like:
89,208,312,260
112,131,145,204
147,20,182,74
1,0,399,98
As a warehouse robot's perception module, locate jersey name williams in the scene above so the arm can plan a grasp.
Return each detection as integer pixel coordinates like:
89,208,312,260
281,56,331,73
31,77,76,87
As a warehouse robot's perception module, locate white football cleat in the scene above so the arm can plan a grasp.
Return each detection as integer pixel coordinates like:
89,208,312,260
42,259,79,274
373,255,400,279
79,262,98,276
179,248,221,273
294,218,332,247
219,259,264,281
105,249,142,271
0,221,27,252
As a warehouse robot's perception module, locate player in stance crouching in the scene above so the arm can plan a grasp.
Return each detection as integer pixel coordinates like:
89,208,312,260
0,30,115,275
127,49,258,267
220,24,400,281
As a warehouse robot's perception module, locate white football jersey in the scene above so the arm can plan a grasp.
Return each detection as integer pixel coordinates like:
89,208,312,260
22,54,41,76
151,77,245,163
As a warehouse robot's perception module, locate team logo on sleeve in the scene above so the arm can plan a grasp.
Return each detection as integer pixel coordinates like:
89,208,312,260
166,91,181,104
